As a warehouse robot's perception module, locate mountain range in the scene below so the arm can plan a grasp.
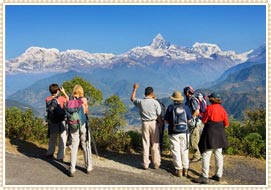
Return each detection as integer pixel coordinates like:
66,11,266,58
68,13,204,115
6,34,253,73
5,34,266,121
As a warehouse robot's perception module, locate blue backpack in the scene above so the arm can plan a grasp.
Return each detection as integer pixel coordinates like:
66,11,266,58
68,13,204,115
172,105,188,133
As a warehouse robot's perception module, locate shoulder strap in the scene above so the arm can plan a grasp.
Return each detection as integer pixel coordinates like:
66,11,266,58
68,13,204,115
47,96,59,105
54,96,60,104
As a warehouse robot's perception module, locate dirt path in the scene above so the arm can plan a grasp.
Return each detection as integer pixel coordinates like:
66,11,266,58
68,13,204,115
5,138,266,186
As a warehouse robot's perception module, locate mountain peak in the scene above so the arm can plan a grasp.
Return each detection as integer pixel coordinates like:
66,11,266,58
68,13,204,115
154,33,164,40
150,33,170,49
25,46,59,53
192,42,222,56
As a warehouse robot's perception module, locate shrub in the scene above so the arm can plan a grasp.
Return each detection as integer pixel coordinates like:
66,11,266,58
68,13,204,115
244,133,265,158
244,108,266,140
162,130,171,153
108,131,131,152
90,117,131,152
226,136,245,155
5,107,47,144
126,130,142,152
225,108,266,159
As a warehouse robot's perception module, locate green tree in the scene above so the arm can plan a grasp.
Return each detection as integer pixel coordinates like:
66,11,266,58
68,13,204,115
104,95,127,128
62,76,103,106
91,95,130,152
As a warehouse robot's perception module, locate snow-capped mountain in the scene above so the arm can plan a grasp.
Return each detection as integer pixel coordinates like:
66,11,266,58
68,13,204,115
6,47,115,73
6,34,258,74
116,34,252,63
215,43,266,83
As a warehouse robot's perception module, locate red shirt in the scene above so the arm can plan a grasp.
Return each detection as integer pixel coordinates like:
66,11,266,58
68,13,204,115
45,96,67,109
202,104,229,127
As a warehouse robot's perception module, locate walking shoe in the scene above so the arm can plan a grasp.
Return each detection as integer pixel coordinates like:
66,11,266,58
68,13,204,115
191,157,201,163
183,168,188,177
191,176,208,184
45,154,54,159
141,163,149,170
56,158,64,162
86,168,93,174
68,170,75,177
174,169,182,177
210,175,221,182
142,166,149,170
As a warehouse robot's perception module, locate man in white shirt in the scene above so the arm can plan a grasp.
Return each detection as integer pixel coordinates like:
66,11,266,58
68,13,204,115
131,83,161,169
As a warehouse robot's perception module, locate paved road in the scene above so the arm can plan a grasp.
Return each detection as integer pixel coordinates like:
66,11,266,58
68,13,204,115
5,152,193,186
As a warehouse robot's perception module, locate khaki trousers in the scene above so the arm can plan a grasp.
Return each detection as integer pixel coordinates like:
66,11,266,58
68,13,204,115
190,119,204,159
69,123,93,173
142,120,161,168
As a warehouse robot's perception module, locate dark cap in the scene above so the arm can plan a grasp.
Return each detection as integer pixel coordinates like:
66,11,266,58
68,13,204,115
183,86,195,95
208,92,221,99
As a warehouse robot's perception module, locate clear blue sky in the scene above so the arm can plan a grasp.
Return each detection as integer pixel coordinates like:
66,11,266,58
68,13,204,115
5,5,266,59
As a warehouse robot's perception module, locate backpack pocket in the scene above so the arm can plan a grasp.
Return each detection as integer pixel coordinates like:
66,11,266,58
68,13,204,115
67,111,81,130
173,123,188,133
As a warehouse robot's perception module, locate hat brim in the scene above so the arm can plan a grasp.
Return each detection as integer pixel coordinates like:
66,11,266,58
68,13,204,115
170,96,184,101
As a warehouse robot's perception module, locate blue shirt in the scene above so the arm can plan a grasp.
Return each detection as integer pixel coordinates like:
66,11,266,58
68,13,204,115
185,95,200,115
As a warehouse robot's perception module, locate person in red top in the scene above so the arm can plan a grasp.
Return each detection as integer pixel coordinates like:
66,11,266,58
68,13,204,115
45,83,69,161
192,92,229,184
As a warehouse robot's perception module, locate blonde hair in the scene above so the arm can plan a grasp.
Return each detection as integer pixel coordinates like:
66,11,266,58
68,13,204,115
72,85,84,97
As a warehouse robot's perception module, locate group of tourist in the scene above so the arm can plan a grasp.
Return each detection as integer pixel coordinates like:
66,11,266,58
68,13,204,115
45,82,229,184
131,83,229,184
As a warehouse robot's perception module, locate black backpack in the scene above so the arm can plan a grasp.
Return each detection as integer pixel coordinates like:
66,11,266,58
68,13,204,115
172,104,188,133
157,99,166,118
46,97,66,123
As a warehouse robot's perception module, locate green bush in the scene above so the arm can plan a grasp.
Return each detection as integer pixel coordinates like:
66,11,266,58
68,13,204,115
108,131,131,152
226,147,235,155
226,136,244,155
244,133,265,158
245,109,266,139
90,117,131,152
162,130,171,152
5,107,47,144
126,130,142,151
225,108,266,159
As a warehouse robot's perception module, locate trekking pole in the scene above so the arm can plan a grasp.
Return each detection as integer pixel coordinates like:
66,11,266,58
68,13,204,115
89,127,99,157
85,126,92,164
159,121,165,153
86,115,99,157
